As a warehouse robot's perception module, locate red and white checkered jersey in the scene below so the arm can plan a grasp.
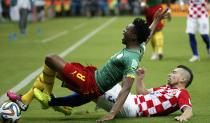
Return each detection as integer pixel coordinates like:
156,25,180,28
188,0,209,18
133,85,192,117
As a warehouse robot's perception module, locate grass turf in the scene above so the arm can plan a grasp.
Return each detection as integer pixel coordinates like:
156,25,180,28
0,16,210,123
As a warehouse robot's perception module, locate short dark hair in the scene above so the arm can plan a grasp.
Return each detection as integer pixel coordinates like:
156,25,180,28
177,65,193,88
132,18,151,44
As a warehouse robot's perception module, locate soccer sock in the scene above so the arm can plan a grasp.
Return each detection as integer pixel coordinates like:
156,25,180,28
189,33,199,56
49,92,91,107
43,64,56,95
21,74,45,104
21,89,34,105
154,31,164,54
201,34,210,52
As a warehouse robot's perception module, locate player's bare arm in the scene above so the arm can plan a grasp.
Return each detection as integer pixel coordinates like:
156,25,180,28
175,106,193,122
96,77,134,122
136,68,149,95
146,8,170,44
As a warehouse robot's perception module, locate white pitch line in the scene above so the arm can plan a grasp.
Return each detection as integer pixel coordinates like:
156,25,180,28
42,30,68,43
0,17,117,104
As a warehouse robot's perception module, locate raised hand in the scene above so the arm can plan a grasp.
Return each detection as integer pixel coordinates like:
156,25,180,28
136,68,145,80
154,8,171,21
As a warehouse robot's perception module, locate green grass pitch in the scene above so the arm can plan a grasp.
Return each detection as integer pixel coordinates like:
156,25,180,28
0,16,210,123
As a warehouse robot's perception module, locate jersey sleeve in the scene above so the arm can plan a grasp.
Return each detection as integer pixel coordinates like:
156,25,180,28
122,43,145,78
123,55,139,79
177,90,192,112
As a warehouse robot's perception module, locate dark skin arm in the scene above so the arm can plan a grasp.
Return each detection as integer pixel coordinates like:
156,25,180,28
45,54,66,73
96,77,134,122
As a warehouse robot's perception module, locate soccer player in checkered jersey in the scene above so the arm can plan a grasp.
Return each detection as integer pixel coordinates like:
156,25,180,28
180,0,210,62
95,65,193,121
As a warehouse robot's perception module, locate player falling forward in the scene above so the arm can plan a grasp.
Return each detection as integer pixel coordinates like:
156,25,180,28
35,65,193,122
7,8,170,122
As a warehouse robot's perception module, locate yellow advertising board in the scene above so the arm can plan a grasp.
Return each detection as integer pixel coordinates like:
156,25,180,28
162,4,210,17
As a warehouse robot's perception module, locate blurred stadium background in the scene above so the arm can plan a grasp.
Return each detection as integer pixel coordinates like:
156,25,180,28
0,0,210,123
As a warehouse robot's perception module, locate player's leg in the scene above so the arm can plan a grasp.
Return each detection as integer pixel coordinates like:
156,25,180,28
43,54,65,94
201,34,210,54
148,5,164,60
36,55,74,114
49,92,91,107
198,17,210,57
153,31,164,60
33,88,72,115
189,33,199,56
95,84,128,117
150,35,158,60
186,17,200,62
7,73,46,111
34,89,91,107
145,7,158,60
7,54,63,111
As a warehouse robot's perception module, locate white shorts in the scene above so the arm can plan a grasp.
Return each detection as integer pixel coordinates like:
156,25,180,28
186,16,209,34
96,84,138,117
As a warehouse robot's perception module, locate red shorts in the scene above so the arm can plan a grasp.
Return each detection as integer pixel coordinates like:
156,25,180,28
59,62,103,99
145,5,164,30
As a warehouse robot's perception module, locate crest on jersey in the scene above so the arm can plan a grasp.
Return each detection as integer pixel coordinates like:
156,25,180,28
131,59,138,70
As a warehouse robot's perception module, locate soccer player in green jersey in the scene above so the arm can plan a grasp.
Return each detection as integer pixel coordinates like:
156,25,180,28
7,8,170,122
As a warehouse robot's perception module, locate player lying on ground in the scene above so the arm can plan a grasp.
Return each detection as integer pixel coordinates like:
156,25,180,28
96,65,193,122
7,8,170,122
35,65,193,122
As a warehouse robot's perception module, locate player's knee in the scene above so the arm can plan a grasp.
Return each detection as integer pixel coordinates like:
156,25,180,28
45,54,65,72
45,54,57,65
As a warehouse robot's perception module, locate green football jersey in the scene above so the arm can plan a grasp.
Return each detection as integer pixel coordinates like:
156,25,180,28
147,0,162,7
95,43,146,93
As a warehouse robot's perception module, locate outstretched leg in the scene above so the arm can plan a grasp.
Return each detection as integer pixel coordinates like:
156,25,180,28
43,54,65,94
7,54,65,112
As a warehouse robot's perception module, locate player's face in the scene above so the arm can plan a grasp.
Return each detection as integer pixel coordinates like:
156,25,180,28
167,68,183,86
122,23,135,44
